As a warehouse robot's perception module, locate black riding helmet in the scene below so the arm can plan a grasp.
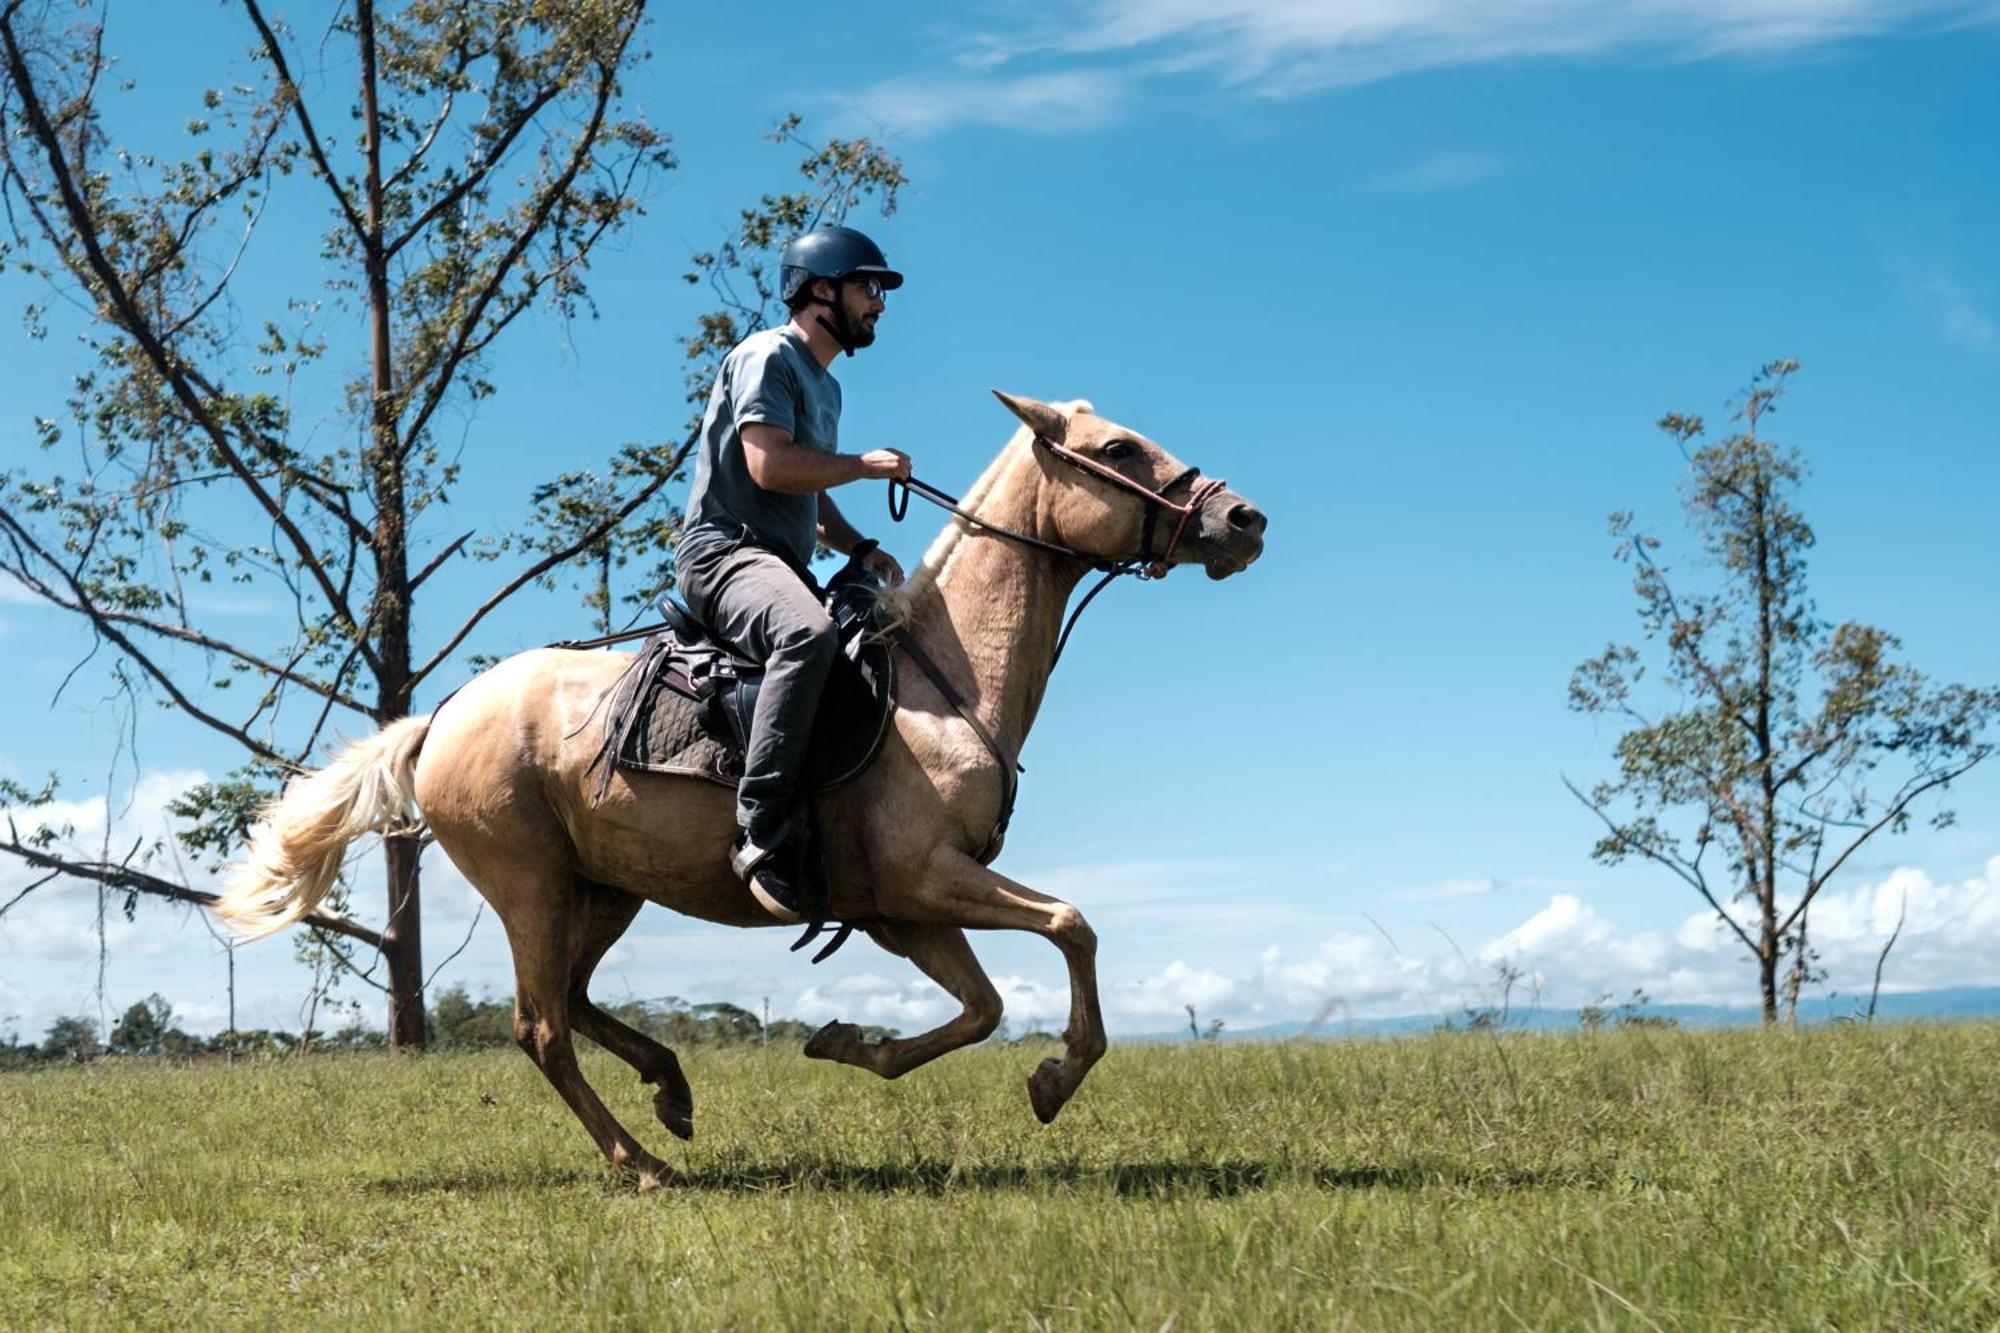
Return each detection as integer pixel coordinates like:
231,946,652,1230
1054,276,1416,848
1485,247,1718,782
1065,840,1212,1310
780,225,904,298
780,225,903,355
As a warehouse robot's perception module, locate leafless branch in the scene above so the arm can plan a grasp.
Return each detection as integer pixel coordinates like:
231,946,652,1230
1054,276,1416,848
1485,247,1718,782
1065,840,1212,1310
307,924,389,993
0,834,385,950
0,16,370,642
1866,887,1907,1023
381,49,471,192
394,24,637,456
240,0,368,245
1563,774,1758,954
409,531,472,592
0,867,62,917
410,431,691,688
0,516,370,717
1781,755,1988,936
161,168,274,341
1628,537,1759,745
423,901,483,991
383,81,565,260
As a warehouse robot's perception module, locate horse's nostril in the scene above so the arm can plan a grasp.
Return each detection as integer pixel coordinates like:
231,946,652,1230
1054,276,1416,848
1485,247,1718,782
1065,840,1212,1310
1227,503,1266,534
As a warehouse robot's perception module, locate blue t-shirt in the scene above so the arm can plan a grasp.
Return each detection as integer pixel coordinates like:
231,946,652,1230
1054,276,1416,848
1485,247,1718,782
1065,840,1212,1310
679,326,841,569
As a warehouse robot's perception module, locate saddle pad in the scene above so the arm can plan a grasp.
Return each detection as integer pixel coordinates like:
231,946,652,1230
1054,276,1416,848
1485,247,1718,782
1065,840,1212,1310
614,678,742,789
609,635,895,794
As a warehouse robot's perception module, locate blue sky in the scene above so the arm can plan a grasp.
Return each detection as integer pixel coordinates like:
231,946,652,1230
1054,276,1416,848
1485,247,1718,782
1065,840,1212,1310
3,0,1998,1042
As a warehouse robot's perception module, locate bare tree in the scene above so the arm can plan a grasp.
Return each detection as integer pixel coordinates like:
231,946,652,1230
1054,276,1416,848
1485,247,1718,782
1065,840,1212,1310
0,1,902,1045
1567,360,1999,1022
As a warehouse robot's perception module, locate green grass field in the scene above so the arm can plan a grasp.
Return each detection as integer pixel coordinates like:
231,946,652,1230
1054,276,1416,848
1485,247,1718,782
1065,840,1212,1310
4,1023,1997,1330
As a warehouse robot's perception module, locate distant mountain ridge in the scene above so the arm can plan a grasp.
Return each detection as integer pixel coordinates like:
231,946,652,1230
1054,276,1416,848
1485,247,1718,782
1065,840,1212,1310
1178,986,2000,1042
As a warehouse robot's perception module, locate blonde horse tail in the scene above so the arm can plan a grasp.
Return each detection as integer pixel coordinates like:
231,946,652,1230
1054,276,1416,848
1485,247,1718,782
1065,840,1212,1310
214,715,432,940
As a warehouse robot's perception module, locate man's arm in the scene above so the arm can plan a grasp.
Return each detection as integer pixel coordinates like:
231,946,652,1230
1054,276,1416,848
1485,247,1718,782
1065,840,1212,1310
741,423,909,495
816,491,868,556
818,490,906,586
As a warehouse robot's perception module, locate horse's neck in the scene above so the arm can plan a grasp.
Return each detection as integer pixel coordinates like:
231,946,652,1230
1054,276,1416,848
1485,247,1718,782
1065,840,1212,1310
906,473,1081,756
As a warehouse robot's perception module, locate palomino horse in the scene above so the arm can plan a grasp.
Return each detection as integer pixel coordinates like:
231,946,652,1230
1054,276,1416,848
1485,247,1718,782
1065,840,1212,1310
216,392,1267,1186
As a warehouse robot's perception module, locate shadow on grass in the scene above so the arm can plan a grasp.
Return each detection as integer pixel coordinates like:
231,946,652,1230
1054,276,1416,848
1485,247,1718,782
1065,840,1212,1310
365,1157,1614,1198
684,1158,1272,1197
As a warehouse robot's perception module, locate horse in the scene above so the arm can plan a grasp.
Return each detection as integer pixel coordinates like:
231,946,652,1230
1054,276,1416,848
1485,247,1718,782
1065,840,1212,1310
215,391,1267,1187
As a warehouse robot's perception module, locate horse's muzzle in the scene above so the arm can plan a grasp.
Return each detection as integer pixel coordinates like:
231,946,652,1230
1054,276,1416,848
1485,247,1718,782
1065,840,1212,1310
1198,493,1267,579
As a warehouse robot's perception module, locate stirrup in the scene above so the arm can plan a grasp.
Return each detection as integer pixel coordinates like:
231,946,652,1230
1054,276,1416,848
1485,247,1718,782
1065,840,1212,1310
731,834,804,925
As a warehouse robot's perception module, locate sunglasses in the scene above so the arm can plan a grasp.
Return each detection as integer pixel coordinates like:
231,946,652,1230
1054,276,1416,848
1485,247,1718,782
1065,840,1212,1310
846,276,886,301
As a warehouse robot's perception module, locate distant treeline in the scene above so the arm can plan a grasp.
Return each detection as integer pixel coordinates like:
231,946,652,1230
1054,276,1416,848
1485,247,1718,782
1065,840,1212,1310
1,987,896,1071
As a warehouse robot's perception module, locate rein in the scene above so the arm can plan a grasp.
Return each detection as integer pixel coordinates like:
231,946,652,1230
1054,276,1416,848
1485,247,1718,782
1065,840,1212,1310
885,432,1228,859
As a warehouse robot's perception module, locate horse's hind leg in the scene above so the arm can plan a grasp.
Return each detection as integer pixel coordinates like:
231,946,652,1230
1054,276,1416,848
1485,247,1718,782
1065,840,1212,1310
495,878,676,1189
566,878,695,1142
803,922,1001,1078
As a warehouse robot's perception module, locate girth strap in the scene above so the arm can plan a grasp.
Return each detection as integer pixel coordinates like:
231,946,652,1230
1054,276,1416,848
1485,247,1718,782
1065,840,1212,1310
891,628,1023,865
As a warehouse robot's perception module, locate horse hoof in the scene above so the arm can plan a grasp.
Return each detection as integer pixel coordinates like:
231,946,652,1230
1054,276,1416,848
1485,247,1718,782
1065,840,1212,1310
622,1155,680,1192
1027,1057,1068,1125
654,1089,695,1142
804,1020,860,1061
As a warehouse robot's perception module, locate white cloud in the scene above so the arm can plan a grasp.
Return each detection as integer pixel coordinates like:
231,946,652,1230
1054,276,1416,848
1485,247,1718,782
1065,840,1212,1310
1027,857,2000,1033
1788,860,2000,990
990,974,1073,1032
845,1,1995,137
793,971,956,1031
1368,150,1513,195
829,70,1129,139
1057,0,1990,94
1255,930,1451,1013
0,889,145,961
1393,874,1503,902
1015,856,1325,938
1920,273,1997,348
0,572,44,606
1112,959,1237,1018
0,767,213,961
788,970,1078,1034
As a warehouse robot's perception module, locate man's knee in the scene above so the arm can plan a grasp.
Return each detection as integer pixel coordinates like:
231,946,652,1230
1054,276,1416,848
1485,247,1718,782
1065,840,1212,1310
772,607,838,667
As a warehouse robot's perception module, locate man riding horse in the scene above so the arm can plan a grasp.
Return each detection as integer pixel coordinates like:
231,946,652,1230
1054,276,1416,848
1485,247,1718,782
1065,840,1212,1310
213,225,1269,1179
673,224,911,923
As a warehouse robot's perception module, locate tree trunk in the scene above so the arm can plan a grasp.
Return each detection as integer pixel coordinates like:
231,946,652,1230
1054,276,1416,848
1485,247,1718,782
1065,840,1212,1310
1758,936,1779,1024
381,833,426,1048
1753,471,1781,1027
356,0,424,1050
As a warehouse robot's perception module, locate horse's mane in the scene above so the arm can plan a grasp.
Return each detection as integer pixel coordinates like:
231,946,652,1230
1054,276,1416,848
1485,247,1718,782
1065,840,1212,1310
877,400,1091,630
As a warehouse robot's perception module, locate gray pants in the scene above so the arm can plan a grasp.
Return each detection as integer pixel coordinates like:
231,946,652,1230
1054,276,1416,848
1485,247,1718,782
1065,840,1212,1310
677,537,836,842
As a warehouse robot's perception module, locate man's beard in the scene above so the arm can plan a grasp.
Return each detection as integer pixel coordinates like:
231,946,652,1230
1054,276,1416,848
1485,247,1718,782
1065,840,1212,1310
845,309,878,348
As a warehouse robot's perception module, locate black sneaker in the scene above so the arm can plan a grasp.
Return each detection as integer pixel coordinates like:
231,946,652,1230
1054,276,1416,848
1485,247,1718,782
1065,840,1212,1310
730,832,804,924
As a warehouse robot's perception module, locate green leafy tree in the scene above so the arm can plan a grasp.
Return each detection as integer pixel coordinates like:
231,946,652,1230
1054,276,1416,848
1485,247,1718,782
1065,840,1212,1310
0,1,903,1046
108,992,197,1054
39,1013,100,1061
1568,361,2000,1022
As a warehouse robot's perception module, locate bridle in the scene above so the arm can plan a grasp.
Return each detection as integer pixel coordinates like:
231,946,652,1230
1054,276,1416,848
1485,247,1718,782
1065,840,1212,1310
1033,434,1231,581
888,432,1230,665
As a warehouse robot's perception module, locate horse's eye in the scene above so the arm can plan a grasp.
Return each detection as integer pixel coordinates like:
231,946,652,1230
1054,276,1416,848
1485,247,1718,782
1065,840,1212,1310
1103,440,1137,461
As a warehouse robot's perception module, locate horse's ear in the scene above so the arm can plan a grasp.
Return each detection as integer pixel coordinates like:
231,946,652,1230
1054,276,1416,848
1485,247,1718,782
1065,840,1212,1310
991,389,1068,443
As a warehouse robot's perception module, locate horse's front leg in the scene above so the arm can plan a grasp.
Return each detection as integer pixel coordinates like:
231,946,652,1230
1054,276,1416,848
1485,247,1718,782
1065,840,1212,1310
803,921,1001,1077
883,846,1107,1124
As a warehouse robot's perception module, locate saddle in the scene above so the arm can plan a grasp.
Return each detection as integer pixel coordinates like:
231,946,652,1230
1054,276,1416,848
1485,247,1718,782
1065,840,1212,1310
589,559,896,803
